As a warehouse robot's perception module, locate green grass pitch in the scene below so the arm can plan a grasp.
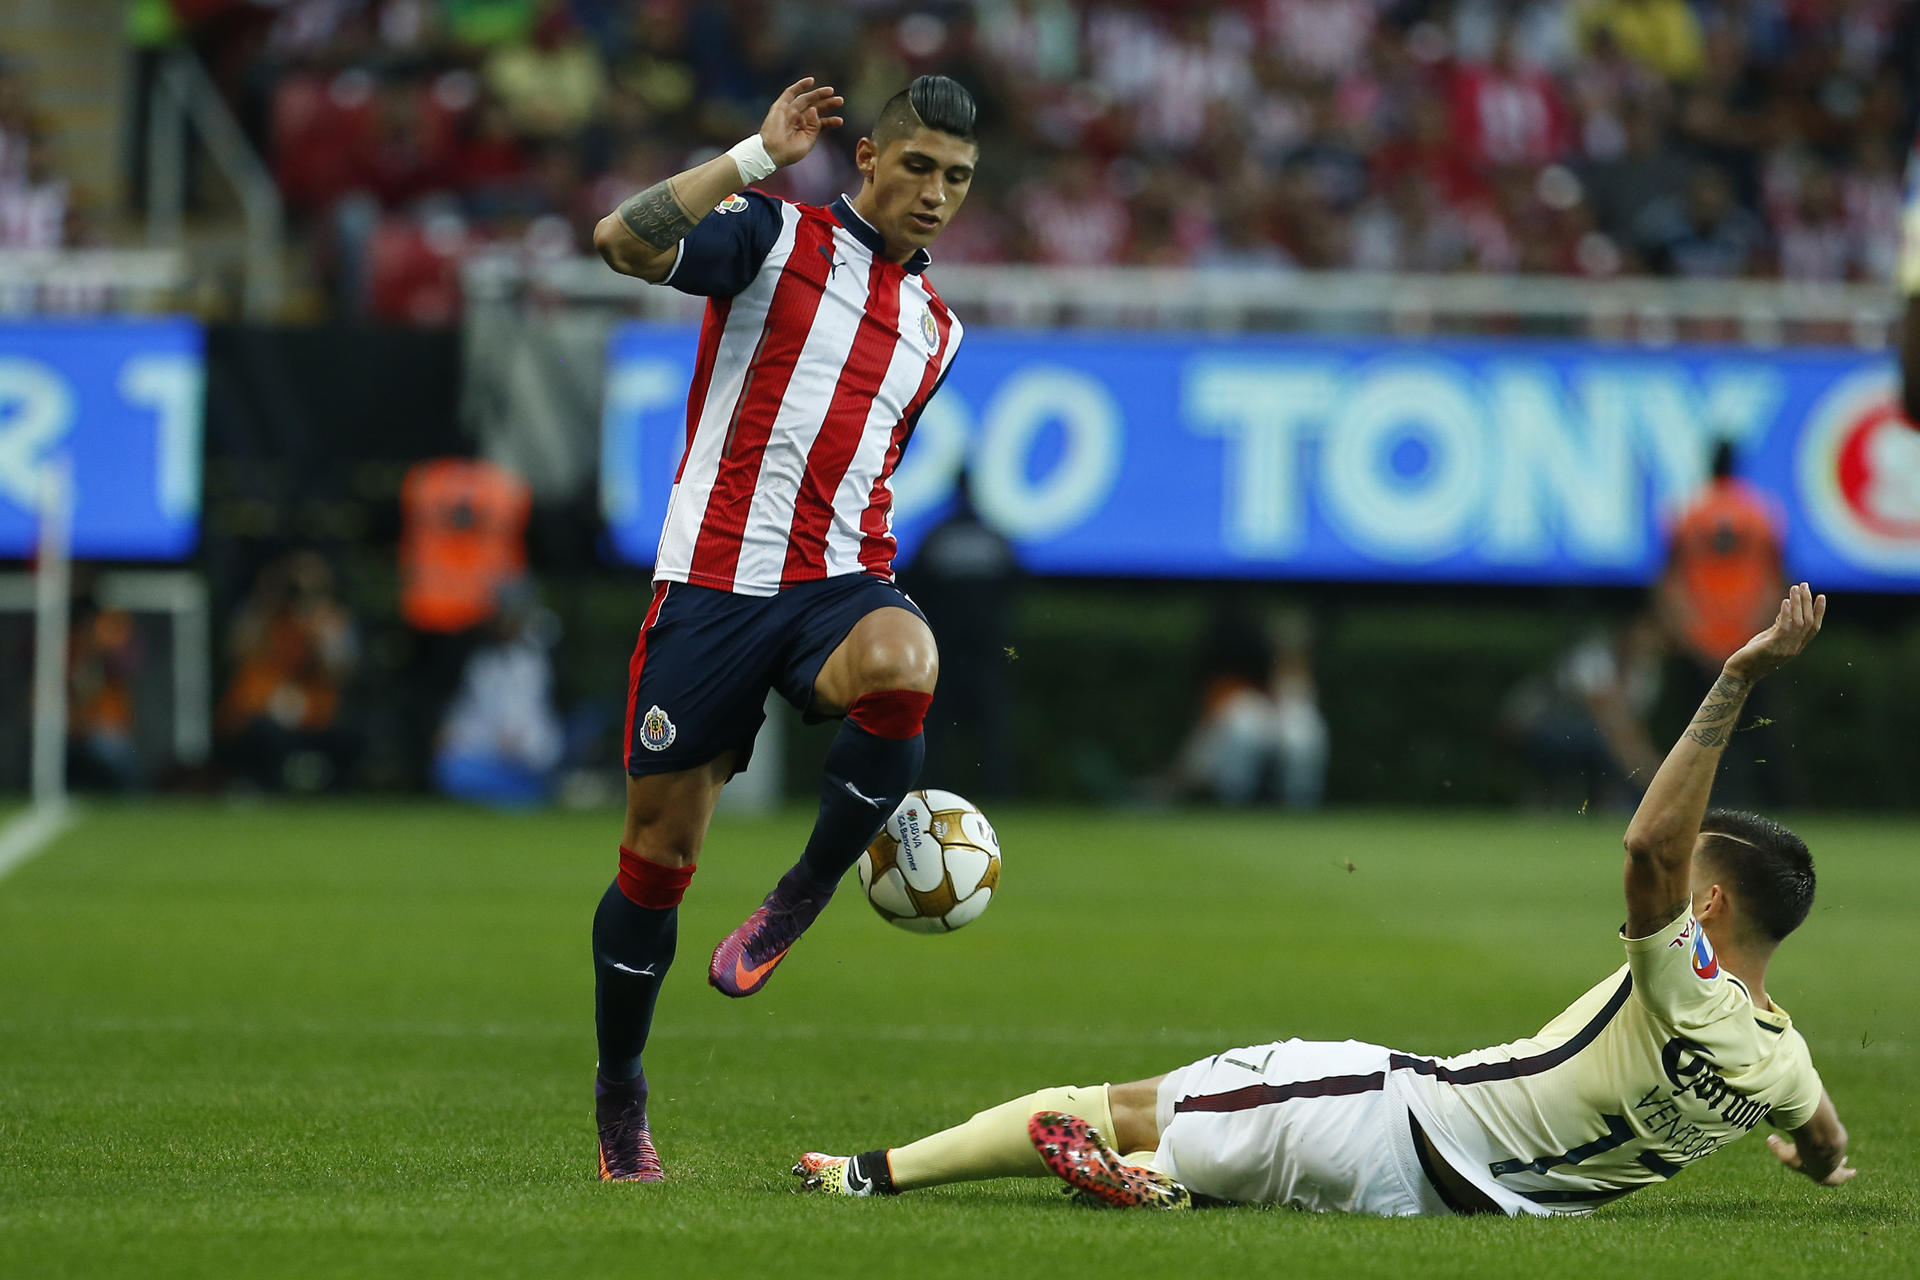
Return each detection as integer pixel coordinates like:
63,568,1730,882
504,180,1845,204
2,802,1914,1278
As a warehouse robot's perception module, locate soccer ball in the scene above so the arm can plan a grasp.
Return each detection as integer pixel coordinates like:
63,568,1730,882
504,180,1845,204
858,789,1001,933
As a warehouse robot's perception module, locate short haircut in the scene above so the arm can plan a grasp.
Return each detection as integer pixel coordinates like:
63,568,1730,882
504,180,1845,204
872,75,977,150
1697,809,1815,944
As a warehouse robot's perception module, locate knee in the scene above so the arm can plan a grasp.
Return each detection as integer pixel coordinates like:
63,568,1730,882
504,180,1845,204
849,633,939,698
621,805,703,868
1109,1078,1165,1153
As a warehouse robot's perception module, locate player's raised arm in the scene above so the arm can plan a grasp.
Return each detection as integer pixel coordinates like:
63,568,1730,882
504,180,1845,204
592,77,844,281
1620,584,1826,937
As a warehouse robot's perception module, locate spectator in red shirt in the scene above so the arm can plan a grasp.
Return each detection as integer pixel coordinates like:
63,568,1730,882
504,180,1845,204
1451,26,1572,172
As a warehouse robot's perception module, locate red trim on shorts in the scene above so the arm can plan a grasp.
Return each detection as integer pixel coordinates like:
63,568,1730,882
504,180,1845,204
621,582,673,771
617,846,696,908
845,689,932,739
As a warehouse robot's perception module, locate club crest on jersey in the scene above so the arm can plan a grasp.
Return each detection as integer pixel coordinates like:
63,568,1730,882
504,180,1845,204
918,307,938,352
1691,929,1720,980
640,705,677,751
714,194,749,214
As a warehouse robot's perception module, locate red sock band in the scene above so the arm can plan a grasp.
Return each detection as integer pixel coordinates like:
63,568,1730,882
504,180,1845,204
616,846,696,909
846,689,933,740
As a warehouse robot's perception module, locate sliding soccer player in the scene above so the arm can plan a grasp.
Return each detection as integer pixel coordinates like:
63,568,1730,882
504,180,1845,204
797,586,1854,1216
585,75,977,1181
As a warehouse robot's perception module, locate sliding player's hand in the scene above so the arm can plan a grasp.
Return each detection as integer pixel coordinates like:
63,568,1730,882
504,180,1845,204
1723,583,1825,684
761,77,845,167
1767,1134,1857,1187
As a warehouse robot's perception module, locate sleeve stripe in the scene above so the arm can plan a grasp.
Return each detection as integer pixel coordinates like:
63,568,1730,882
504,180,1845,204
657,241,686,288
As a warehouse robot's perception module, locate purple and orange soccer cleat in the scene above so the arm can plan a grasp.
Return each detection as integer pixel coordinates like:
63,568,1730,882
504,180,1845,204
707,880,830,999
596,1074,663,1182
1028,1111,1192,1210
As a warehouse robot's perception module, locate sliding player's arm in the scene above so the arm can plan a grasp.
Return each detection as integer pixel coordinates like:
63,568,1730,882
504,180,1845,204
1620,584,1826,938
592,77,843,282
1768,1090,1856,1186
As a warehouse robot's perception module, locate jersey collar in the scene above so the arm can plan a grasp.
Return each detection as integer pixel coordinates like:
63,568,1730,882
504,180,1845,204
1727,973,1793,1031
831,196,933,275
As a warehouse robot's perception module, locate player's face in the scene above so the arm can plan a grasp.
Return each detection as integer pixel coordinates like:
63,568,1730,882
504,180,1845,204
857,129,976,258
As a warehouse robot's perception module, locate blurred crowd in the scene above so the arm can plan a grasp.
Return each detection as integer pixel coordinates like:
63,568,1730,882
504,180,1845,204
0,59,82,252
159,0,1917,323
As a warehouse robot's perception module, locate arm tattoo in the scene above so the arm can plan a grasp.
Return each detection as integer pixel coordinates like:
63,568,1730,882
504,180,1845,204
1682,673,1750,749
618,179,699,251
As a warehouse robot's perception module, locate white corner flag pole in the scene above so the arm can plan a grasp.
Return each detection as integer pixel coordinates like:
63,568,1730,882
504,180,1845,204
31,457,72,810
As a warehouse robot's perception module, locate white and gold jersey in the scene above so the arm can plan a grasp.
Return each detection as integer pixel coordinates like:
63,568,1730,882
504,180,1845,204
1397,907,1824,1215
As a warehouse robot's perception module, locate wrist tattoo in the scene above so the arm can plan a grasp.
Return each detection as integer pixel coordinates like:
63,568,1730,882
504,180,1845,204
618,179,698,250
1683,673,1749,749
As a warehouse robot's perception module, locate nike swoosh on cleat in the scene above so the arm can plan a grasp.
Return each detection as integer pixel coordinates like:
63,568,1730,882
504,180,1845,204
733,949,788,990
611,962,657,976
845,1158,872,1195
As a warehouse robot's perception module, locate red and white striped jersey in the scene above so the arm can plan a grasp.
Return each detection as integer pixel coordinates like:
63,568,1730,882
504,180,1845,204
649,191,963,596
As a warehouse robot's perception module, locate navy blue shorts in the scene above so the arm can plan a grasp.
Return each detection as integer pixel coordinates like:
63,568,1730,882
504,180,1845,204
623,574,926,777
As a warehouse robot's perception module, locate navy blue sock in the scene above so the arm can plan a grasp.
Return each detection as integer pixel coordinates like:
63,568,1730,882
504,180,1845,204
791,714,925,894
592,880,677,1082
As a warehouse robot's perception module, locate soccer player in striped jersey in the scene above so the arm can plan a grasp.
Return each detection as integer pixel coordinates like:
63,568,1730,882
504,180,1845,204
584,75,977,1181
796,585,1855,1217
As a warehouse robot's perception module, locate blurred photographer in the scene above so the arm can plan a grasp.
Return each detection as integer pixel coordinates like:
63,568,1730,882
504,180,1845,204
216,550,362,792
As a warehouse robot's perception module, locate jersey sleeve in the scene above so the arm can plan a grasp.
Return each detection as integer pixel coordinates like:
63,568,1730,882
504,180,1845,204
660,189,784,298
1621,906,1744,1030
1766,1031,1826,1131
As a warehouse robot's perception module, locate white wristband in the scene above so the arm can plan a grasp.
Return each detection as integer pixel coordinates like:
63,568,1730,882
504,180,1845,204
727,134,777,185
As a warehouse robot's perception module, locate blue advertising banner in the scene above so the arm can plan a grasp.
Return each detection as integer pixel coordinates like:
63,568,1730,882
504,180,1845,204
0,319,206,561
602,323,1920,591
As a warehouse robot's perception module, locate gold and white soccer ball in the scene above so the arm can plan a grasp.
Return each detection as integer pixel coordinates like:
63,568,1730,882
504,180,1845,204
858,789,1001,933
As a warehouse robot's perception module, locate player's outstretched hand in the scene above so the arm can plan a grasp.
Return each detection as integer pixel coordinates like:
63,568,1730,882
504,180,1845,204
761,77,845,168
1723,583,1826,684
1767,1134,1857,1187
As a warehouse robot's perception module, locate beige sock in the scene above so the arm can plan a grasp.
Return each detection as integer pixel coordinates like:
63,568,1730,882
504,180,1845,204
886,1084,1115,1191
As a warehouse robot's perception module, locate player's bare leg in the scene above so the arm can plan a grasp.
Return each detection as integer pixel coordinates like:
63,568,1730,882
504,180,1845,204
793,1075,1181,1203
593,754,733,1181
710,608,938,998
1105,1076,1166,1155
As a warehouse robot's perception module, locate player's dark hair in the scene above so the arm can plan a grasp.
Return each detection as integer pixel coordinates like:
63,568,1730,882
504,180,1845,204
872,75,977,148
1698,809,1815,944
1710,438,1737,480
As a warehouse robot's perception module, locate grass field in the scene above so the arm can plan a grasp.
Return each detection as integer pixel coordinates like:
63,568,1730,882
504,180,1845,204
2,801,1915,1279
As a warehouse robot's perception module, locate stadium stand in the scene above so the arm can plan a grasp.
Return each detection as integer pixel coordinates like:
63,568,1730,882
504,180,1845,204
153,0,1914,324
